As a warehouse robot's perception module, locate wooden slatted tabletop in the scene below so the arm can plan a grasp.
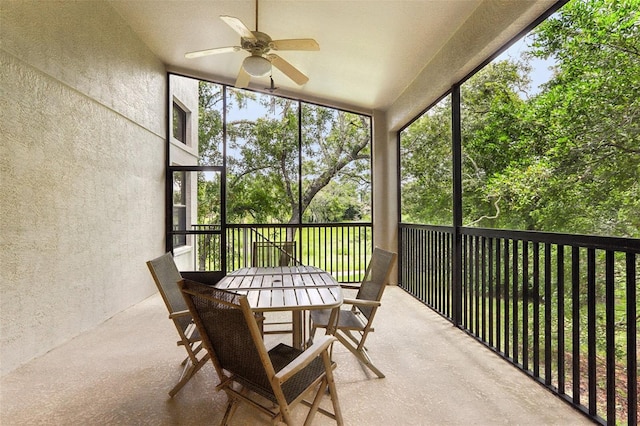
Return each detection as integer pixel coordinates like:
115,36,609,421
216,266,343,348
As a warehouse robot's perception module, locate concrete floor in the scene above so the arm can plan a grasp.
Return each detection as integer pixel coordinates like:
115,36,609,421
1,286,592,425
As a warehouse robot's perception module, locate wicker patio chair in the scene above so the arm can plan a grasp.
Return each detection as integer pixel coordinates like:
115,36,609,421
252,241,297,267
179,278,343,426
309,247,396,378
146,253,209,397
251,240,299,339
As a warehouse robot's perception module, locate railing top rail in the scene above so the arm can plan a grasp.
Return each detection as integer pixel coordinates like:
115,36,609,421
461,227,640,253
300,222,373,228
399,223,640,253
399,223,454,233
228,222,373,229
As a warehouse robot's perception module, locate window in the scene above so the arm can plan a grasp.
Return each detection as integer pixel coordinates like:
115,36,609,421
172,171,187,247
173,102,187,144
167,73,372,274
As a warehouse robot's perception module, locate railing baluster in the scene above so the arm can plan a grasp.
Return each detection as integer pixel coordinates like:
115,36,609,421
513,239,519,365
412,227,417,297
475,235,480,337
428,230,433,305
465,235,470,329
605,250,616,425
626,252,637,425
447,231,452,317
587,248,596,416
522,241,529,372
488,237,494,347
557,244,565,395
544,243,552,386
408,228,417,296
421,227,425,301
437,231,442,311
481,236,487,343
435,231,440,307
438,231,443,311
496,238,502,353
571,246,581,405
418,227,423,300
504,239,510,358
533,241,540,378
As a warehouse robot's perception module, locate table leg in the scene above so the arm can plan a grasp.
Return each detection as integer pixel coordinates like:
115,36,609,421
292,310,303,349
326,306,340,335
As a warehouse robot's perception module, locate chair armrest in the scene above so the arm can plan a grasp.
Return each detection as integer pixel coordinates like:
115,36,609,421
274,335,337,383
169,309,192,319
339,283,361,290
342,298,381,308
340,280,374,290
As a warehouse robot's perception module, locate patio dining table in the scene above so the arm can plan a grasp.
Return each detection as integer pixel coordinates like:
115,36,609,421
215,265,343,348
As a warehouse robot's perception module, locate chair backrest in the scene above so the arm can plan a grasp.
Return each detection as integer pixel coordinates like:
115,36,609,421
355,247,397,319
252,241,297,267
179,279,275,392
147,253,190,330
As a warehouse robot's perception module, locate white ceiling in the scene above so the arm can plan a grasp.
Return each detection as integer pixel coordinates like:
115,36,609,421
108,0,557,116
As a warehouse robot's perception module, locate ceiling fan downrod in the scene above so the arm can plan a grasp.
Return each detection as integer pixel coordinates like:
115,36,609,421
255,0,259,32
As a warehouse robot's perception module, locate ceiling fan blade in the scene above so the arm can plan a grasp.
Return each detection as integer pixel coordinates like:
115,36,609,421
185,46,240,59
235,66,251,88
220,15,256,40
271,39,319,51
269,54,309,86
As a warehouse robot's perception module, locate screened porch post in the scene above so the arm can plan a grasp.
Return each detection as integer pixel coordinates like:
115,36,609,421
451,84,463,326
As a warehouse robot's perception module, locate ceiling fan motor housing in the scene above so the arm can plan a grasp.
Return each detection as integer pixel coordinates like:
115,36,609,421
242,31,273,54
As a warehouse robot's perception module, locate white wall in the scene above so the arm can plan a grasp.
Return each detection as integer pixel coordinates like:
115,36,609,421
168,74,201,270
0,1,167,376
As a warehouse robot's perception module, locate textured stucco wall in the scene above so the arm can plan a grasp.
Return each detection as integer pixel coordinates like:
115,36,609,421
0,1,167,376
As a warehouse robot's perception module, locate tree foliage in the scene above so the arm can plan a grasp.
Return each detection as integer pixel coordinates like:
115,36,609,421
400,99,453,225
401,0,640,238
197,85,371,225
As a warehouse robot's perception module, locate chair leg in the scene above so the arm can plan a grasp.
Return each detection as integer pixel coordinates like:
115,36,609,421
307,324,318,347
322,352,344,425
220,397,239,426
169,352,210,397
335,333,385,379
180,355,189,366
303,378,326,426
342,329,362,348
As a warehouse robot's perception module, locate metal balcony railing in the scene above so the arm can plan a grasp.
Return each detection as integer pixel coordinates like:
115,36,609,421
399,223,639,426
191,222,373,285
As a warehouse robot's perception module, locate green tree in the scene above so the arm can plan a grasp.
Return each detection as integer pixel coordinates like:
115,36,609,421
523,0,640,236
402,0,640,238
197,82,224,166
461,60,535,228
400,60,534,227
400,97,453,225
198,84,371,228
301,104,370,225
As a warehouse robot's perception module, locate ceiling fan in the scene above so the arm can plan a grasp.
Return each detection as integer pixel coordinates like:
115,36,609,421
185,0,319,88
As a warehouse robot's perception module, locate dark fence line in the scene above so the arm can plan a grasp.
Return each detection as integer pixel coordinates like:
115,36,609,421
190,224,222,271
399,223,638,426
191,222,373,284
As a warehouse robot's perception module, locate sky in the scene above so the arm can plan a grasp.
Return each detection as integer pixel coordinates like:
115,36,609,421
498,35,556,95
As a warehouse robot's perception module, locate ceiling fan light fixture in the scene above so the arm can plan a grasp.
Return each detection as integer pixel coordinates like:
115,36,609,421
242,55,271,77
